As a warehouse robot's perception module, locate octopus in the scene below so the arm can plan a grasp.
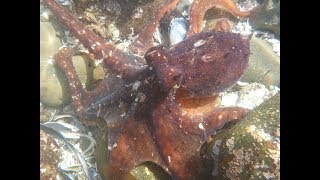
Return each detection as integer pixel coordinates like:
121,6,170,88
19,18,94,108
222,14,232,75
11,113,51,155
42,0,254,179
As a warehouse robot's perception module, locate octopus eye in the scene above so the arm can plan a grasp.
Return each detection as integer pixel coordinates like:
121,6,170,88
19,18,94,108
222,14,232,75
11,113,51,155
160,67,183,89
224,52,231,58
172,74,183,85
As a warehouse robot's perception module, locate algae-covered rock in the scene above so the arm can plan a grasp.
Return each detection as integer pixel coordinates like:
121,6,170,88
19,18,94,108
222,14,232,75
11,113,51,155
201,93,280,179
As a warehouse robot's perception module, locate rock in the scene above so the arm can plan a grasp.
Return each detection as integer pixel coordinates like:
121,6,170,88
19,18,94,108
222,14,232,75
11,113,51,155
252,0,280,38
40,21,94,107
240,36,280,87
131,162,171,180
72,55,93,88
201,93,280,179
40,21,64,107
93,64,105,82
220,82,280,109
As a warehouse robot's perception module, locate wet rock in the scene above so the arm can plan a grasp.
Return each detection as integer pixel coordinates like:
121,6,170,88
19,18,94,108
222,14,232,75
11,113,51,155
72,55,94,88
40,130,62,179
201,93,280,179
252,0,280,37
131,162,171,180
40,20,94,107
92,64,105,84
220,82,279,109
240,36,280,86
176,0,191,13
40,21,64,107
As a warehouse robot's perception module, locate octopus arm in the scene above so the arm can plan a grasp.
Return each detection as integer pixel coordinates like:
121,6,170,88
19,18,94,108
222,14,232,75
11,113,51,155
43,0,106,54
43,0,145,80
53,47,127,118
130,0,182,56
151,92,248,178
188,0,252,36
103,116,169,179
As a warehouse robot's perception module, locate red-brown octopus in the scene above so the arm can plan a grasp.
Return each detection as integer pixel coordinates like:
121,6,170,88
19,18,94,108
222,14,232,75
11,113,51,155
43,0,254,179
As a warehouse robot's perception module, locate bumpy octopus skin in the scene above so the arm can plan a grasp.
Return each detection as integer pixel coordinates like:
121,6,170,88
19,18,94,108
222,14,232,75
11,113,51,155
43,0,252,179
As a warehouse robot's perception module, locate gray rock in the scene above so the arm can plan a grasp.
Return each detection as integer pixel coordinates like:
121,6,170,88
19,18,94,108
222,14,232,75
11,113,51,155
201,93,280,179
252,0,280,37
240,36,280,86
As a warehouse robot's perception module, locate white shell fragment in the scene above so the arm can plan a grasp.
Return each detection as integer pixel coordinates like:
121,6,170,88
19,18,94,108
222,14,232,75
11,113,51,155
220,82,279,110
169,17,188,46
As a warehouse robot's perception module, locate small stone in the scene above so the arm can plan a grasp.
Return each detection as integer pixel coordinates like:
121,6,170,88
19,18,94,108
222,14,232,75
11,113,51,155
72,55,93,88
93,64,105,82
130,162,172,180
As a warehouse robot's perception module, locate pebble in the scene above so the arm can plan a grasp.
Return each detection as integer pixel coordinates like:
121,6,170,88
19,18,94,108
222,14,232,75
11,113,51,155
93,64,105,82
